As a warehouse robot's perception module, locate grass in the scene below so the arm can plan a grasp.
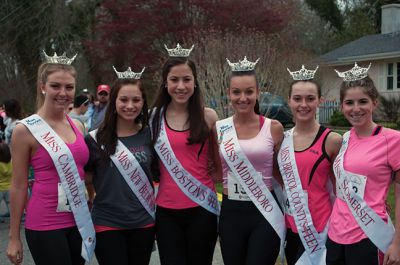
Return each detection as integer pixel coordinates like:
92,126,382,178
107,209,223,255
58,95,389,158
388,185,396,221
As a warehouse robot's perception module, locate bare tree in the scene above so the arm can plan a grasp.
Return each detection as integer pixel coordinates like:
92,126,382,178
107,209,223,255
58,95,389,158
187,27,313,118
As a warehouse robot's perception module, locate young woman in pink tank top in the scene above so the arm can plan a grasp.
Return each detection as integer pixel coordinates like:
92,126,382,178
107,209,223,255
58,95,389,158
150,45,221,265
326,66,400,265
218,58,285,265
283,66,342,265
7,56,89,265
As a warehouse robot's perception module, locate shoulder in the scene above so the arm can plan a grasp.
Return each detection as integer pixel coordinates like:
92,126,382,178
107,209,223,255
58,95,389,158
204,107,218,128
381,127,400,145
270,119,284,135
11,123,36,148
84,133,100,151
325,131,342,155
269,119,284,144
382,127,400,137
71,118,85,134
13,123,32,139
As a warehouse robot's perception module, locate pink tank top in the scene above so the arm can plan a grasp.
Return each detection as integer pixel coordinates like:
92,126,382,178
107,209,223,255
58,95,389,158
156,120,215,209
221,116,274,190
286,127,333,233
25,116,89,231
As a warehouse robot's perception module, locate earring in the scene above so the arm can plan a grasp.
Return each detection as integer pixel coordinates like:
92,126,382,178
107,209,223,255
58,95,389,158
41,91,46,95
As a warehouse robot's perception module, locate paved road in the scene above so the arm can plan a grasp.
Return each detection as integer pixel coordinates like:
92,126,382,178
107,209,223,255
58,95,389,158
0,215,224,265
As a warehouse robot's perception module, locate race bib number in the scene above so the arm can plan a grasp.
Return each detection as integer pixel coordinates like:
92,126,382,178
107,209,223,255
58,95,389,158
57,181,88,212
337,173,366,201
283,189,308,215
228,172,264,201
57,182,72,212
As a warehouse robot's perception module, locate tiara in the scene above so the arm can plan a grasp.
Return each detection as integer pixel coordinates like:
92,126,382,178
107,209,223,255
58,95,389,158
43,51,77,65
226,56,260,72
164,43,194,57
287,65,318,80
112,66,145,79
335,62,371,82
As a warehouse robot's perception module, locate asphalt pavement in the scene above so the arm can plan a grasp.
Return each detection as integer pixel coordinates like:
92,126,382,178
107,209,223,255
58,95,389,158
0,202,224,265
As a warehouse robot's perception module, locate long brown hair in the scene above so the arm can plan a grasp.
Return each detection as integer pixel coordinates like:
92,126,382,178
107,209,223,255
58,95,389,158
96,79,149,156
151,57,209,144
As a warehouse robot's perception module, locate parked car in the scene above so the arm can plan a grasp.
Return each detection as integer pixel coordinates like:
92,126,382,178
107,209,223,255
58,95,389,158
259,92,294,127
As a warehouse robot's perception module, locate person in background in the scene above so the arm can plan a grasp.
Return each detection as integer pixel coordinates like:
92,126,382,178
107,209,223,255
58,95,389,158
326,63,400,265
69,94,89,134
0,142,12,222
3,99,24,146
0,105,6,141
90,84,110,131
82,89,95,130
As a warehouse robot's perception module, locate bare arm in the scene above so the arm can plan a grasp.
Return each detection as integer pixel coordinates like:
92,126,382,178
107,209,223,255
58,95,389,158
384,173,400,265
325,132,342,191
271,119,284,186
7,124,32,264
205,108,222,183
85,171,95,210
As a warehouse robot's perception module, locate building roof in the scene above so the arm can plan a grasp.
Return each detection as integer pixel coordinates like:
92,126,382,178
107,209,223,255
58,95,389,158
318,31,400,66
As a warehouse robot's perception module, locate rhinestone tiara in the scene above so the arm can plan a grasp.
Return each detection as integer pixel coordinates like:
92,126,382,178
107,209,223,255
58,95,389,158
43,51,77,65
112,66,145,79
287,65,318,80
335,62,372,82
226,56,260,72
164,43,194,57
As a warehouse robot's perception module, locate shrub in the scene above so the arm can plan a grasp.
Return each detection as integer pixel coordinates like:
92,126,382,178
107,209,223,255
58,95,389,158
379,95,400,123
329,110,351,127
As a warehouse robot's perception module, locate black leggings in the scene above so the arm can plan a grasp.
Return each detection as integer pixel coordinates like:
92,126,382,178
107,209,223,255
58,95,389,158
95,227,155,265
155,206,218,265
326,237,383,265
285,228,306,265
219,194,281,265
25,226,84,265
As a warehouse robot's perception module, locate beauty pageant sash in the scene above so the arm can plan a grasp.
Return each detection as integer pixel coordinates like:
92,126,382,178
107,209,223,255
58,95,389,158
21,114,95,262
333,131,395,253
89,130,155,219
217,117,285,243
154,115,220,215
279,128,328,265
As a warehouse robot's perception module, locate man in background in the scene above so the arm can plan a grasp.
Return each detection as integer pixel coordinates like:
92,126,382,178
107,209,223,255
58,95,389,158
90,84,110,131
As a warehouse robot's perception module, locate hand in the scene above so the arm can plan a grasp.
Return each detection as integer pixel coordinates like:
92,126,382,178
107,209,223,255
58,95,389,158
384,242,400,265
7,238,23,265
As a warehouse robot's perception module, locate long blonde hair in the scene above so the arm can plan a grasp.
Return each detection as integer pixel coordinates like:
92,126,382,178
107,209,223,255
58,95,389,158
36,63,77,110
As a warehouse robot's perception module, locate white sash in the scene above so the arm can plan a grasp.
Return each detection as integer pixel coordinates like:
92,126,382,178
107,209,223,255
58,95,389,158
21,114,95,262
333,131,395,253
278,129,327,265
216,117,286,243
89,130,155,219
154,116,220,215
